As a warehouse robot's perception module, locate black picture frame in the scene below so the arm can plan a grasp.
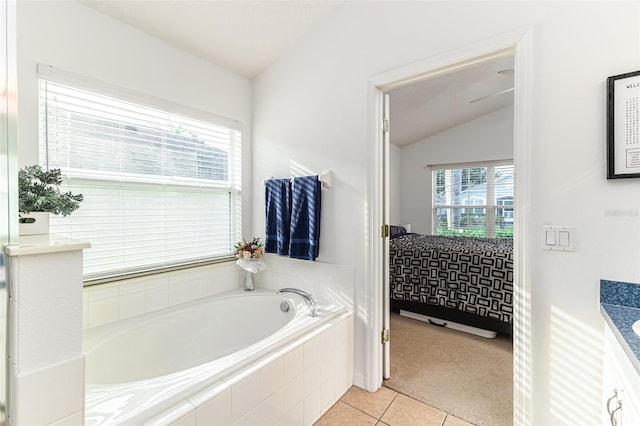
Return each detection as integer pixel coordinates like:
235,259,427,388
607,70,640,179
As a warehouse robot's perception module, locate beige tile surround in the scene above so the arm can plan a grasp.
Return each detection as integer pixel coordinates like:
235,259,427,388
315,386,474,426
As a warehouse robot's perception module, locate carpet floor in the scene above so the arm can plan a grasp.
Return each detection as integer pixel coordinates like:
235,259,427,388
383,312,513,426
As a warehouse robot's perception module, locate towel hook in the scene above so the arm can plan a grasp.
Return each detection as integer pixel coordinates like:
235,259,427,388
262,170,332,189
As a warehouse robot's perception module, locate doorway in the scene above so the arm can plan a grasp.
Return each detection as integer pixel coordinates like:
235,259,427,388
383,54,515,425
365,29,532,426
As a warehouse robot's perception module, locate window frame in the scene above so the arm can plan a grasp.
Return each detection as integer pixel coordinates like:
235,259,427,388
431,159,514,239
37,65,243,284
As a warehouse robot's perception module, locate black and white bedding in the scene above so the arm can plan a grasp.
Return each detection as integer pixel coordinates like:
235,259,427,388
389,233,513,333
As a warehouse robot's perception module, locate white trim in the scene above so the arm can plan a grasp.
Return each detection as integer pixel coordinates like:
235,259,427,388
369,36,516,91
352,371,366,389
366,27,533,425
37,64,243,131
364,82,386,391
432,163,514,238
382,94,391,379
511,27,533,426
426,158,513,171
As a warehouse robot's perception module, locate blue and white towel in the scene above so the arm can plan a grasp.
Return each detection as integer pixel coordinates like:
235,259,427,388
265,178,291,256
289,175,321,261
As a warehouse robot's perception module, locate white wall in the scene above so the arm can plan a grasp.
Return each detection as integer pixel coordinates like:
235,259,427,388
252,2,640,424
13,2,255,419
16,0,253,236
400,106,514,235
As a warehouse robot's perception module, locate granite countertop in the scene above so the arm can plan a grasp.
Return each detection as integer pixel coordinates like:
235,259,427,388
600,279,640,375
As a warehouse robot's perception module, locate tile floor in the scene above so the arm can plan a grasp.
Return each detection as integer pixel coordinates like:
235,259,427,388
315,386,474,426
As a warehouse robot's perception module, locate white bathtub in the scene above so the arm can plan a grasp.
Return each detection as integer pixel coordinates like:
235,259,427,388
83,288,347,425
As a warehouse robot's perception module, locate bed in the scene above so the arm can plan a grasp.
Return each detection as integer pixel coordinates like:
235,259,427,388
389,228,513,336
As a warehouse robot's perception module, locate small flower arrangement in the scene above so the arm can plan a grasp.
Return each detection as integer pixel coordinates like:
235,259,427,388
235,237,266,282
234,237,264,260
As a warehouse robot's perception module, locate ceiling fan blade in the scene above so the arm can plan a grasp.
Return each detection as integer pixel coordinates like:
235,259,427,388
469,87,514,104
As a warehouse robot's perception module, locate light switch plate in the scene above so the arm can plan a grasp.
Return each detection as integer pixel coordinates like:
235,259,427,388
541,226,575,252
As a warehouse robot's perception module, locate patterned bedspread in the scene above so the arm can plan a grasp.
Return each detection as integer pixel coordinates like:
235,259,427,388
389,234,513,323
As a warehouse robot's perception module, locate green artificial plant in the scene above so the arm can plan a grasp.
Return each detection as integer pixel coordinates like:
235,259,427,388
19,165,84,216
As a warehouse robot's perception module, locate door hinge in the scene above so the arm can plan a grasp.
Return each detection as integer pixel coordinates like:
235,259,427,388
381,118,389,133
381,328,390,344
381,224,389,238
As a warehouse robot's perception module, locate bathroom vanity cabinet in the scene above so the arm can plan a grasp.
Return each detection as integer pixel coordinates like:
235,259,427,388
599,280,640,426
602,324,640,425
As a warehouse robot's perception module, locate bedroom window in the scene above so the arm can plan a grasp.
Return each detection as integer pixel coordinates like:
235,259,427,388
38,66,242,283
432,161,513,238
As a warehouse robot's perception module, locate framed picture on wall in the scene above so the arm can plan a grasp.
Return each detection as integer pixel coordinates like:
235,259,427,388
607,70,640,179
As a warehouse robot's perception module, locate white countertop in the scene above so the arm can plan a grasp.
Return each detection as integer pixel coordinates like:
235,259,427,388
4,234,91,256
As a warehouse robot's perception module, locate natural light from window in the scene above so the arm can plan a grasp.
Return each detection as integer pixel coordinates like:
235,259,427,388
432,161,513,238
38,69,242,282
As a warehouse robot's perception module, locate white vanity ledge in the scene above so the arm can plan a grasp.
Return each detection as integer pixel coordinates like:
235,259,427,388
4,234,91,256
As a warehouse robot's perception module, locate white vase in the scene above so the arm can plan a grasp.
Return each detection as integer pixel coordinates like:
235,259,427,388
244,270,255,291
18,212,50,236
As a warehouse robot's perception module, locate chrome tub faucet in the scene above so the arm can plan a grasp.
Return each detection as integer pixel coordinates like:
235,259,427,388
277,288,317,317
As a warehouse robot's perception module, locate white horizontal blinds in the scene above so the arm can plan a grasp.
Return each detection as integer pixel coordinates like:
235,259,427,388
39,74,242,281
50,180,235,278
433,161,513,238
493,164,514,238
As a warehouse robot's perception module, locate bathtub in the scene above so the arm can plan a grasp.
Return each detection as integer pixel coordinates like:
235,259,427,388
83,288,348,425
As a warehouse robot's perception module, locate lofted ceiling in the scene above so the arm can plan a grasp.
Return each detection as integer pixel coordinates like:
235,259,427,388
78,0,345,79
388,56,514,146
78,1,513,146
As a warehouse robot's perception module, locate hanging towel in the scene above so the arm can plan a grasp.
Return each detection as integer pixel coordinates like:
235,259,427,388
289,175,322,261
265,178,291,256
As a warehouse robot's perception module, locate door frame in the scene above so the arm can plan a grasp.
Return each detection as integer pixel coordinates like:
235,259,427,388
364,27,533,425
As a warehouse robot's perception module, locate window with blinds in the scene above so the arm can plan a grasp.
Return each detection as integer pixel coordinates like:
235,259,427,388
432,161,513,239
38,68,242,283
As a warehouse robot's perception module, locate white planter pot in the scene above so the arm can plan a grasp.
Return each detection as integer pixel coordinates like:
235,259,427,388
18,212,50,236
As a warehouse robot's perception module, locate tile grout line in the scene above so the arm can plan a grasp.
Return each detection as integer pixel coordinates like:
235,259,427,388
339,389,400,423
338,399,382,423
377,391,399,422
338,385,477,426
382,385,476,426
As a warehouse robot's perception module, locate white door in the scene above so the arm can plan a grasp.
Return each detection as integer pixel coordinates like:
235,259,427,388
382,93,391,379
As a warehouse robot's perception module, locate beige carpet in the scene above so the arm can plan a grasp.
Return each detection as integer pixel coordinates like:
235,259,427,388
383,312,513,426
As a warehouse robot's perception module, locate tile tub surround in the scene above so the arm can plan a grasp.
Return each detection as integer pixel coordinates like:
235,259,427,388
82,258,356,424
253,254,355,310
600,279,640,374
83,258,355,330
140,311,354,426
83,262,243,329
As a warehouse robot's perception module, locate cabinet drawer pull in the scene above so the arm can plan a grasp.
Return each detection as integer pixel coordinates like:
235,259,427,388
610,400,622,426
606,388,619,415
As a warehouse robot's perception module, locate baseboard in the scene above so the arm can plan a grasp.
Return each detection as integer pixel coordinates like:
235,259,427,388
352,371,366,389
400,309,497,339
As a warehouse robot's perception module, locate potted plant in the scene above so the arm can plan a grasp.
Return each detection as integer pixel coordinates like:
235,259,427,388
18,165,84,235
